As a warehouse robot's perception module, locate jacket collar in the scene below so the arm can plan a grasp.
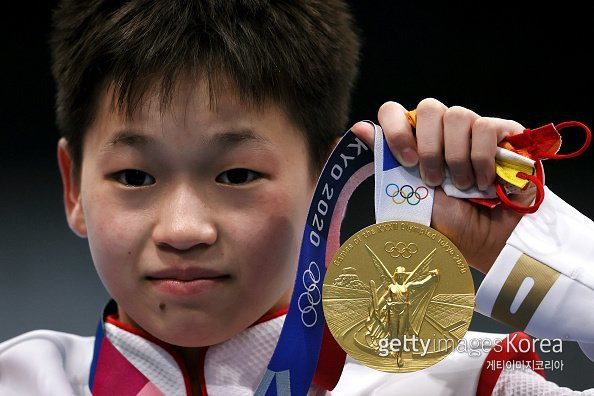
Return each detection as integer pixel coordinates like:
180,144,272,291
89,300,298,395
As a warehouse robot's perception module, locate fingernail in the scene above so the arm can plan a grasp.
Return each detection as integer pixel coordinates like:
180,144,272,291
454,174,470,190
425,168,443,186
398,148,418,167
355,120,374,128
477,175,489,191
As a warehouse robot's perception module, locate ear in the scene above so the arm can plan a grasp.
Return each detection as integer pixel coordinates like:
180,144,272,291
57,138,87,237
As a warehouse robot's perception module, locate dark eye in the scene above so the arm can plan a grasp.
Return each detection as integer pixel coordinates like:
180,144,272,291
216,169,261,185
115,169,156,187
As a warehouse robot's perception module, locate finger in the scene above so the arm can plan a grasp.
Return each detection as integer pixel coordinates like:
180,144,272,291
443,106,480,190
471,117,525,191
350,121,375,149
377,101,418,167
416,98,448,186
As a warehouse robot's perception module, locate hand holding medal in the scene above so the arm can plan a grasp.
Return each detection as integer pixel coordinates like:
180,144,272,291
256,98,591,394
327,99,590,372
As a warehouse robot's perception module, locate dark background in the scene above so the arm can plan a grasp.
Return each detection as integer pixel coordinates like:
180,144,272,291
1,0,592,391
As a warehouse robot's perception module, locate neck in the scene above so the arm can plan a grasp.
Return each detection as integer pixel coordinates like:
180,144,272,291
172,346,204,396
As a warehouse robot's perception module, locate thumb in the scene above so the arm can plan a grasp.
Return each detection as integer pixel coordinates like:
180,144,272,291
350,121,375,149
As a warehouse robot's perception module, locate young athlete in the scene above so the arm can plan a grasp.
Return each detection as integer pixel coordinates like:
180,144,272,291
1,1,592,395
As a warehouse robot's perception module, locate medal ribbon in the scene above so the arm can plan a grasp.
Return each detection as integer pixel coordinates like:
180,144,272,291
255,132,374,395
255,124,434,395
373,123,434,225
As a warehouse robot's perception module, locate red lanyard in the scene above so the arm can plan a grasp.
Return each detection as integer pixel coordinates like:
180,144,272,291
496,121,591,214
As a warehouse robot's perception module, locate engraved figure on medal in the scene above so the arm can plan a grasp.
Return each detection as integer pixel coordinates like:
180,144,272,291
363,245,439,367
323,221,475,373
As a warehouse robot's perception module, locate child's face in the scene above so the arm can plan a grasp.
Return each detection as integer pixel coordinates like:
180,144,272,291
60,80,316,347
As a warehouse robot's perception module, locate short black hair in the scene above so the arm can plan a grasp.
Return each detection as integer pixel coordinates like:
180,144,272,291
50,0,361,176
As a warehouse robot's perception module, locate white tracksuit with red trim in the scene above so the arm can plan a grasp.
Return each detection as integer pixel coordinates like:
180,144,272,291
0,187,593,395
0,315,504,395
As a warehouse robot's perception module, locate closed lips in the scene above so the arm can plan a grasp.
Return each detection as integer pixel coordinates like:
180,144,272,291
146,268,230,281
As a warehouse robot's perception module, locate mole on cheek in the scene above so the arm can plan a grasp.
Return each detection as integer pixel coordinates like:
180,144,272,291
159,303,166,310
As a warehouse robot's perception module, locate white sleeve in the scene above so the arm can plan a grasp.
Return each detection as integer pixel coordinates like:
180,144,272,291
475,187,594,360
492,366,594,395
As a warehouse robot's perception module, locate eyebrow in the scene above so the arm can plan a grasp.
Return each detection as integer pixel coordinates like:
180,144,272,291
102,131,155,151
208,130,270,148
102,129,270,152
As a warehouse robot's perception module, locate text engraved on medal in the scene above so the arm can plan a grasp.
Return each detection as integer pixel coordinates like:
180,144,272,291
323,221,475,373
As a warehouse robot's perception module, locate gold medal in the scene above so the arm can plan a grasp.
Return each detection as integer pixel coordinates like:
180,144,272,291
322,221,474,373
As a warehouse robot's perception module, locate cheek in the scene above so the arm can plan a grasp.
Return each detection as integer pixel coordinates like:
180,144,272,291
231,188,310,287
82,191,151,291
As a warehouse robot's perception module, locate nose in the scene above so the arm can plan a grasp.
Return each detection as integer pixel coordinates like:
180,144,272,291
152,184,217,251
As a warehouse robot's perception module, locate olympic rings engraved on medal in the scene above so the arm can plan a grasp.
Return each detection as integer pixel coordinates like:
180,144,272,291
298,261,321,327
385,241,418,259
385,184,429,205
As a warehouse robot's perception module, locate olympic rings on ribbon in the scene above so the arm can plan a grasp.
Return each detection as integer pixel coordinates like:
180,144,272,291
385,184,429,205
297,261,321,328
